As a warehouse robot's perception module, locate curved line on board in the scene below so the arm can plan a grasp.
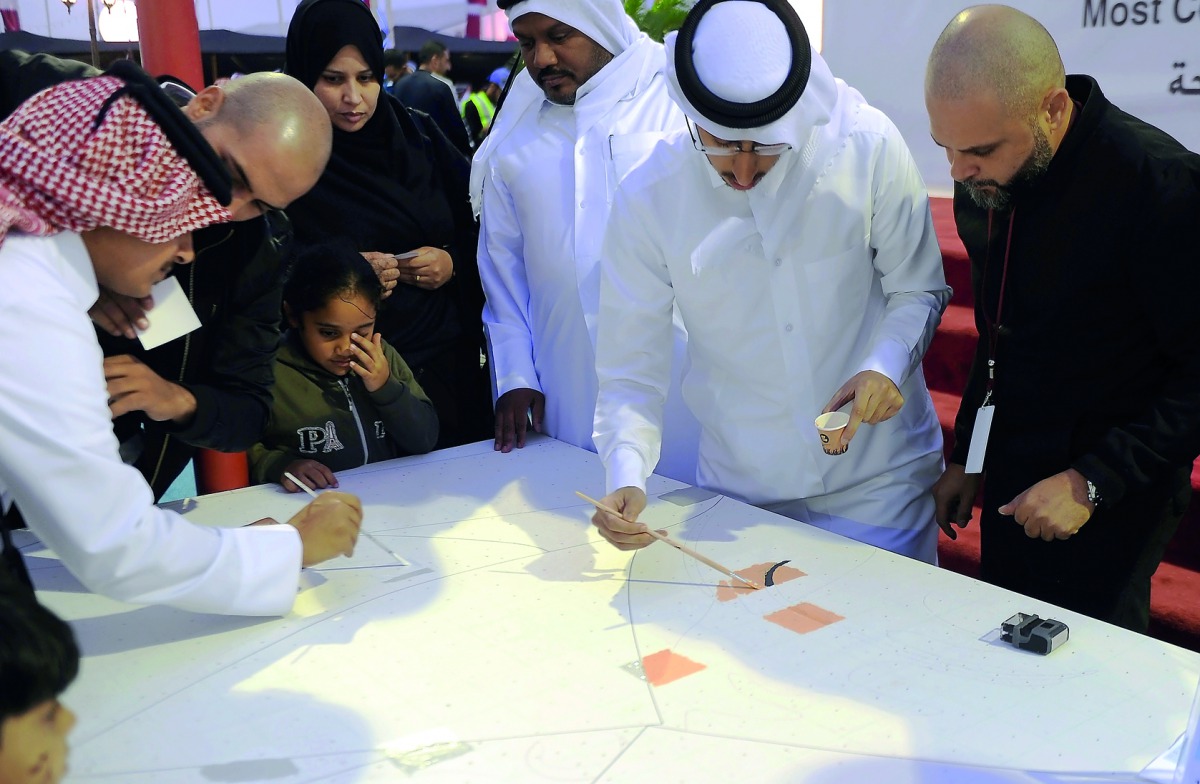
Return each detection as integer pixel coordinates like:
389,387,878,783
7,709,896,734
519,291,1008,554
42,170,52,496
764,560,792,587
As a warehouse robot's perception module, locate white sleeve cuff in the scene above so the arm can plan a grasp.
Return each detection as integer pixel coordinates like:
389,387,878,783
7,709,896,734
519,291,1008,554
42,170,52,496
855,338,909,388
605,445,651,495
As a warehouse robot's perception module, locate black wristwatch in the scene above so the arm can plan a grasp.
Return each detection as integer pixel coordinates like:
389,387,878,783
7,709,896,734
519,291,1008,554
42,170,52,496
1085,478,1103,508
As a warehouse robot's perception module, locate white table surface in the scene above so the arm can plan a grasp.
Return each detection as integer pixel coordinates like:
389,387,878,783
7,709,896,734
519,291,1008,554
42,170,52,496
24,436,1197,783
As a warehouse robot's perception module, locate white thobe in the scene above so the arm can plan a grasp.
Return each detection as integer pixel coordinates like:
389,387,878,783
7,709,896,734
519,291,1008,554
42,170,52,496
0,234,302,615
476,38,700,483
594,96,949,560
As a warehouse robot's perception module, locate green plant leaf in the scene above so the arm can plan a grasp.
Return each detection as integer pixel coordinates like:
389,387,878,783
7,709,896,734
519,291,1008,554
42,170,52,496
624,0,693,42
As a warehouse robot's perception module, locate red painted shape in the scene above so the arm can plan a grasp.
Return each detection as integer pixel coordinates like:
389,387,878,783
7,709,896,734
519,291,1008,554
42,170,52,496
715,561,806,601
764,602,845,634
641,649,705,686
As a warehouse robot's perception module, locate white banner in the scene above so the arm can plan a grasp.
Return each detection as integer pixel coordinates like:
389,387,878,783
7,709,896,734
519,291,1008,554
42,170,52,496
822,1,1200,194
16,0,499,40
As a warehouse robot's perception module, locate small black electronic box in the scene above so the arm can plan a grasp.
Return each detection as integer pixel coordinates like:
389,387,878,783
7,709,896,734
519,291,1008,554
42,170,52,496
1000,612,1069,655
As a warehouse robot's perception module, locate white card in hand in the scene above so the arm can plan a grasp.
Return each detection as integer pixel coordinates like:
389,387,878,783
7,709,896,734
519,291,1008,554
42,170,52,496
964,405,995,475
136,276,201,350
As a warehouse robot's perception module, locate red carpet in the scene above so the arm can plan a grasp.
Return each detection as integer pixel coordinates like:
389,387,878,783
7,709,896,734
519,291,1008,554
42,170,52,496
926,198,1200,651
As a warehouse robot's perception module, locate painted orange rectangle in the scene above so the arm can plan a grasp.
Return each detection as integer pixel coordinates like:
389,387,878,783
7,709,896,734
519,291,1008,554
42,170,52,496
764,602,845,634
641,649,706,686
716,561,806,601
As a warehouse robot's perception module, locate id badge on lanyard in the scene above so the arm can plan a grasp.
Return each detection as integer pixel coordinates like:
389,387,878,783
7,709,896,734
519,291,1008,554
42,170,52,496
965,389,994,475
966,209,1015,475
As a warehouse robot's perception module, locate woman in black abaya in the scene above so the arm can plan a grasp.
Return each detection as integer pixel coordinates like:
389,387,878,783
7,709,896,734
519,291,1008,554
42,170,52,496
284,0,490,449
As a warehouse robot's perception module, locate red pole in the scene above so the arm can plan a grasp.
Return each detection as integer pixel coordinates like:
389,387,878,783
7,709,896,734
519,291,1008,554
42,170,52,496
466,0,486,38
195,449,250,494
136,0,205,88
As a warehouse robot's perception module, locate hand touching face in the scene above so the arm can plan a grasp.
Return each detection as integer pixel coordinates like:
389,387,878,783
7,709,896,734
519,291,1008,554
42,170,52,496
289,291,378,379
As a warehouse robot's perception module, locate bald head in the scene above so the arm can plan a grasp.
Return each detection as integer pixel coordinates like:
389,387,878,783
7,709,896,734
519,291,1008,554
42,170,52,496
925,6,1071,210
185,72,332,220
926,5,1064,119
216,72,331,141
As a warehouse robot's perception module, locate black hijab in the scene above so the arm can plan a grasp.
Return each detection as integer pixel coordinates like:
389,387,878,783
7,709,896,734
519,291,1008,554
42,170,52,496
285,0,384,92
283,0,470,365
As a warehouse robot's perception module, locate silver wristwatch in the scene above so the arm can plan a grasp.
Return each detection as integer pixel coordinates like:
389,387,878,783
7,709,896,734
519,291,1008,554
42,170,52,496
1085,478,1102,507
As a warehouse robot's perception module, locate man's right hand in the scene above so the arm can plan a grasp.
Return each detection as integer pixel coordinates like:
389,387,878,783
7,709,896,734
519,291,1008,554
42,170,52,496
494,387,545,453
932,463,981,540
286,491,363,567
590,487,654,551
90,287,153,339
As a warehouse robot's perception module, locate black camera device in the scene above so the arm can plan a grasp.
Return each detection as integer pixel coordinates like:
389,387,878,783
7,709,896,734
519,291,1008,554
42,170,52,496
1001,612,1069,655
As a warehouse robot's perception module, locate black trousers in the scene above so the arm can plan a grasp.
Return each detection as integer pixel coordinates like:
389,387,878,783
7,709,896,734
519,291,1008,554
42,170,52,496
412,336,493,450
979,465,1188,632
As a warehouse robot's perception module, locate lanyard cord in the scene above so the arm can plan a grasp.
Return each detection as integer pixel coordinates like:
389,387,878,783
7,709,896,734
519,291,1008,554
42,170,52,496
982,208,1016,396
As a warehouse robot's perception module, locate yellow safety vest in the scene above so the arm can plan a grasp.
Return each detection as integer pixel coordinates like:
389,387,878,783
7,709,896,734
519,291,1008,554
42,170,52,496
463,90,496,130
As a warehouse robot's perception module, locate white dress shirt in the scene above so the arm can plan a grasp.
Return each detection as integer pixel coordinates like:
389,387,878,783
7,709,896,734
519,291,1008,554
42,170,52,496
476,35,700,483
594,91,949,549
0,234,302,615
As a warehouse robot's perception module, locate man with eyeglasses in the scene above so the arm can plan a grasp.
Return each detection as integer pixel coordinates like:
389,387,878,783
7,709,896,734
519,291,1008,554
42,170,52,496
92,77,318,501
590,0,950,563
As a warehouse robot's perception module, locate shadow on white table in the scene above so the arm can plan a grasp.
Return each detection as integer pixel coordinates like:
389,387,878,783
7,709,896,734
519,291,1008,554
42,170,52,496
23,436,1198,783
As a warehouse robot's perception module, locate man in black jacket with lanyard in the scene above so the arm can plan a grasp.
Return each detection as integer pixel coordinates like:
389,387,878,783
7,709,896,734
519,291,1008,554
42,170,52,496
925,5,1200,631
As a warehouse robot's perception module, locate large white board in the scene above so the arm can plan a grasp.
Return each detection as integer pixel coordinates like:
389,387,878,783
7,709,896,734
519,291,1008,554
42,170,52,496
23,437,1200,782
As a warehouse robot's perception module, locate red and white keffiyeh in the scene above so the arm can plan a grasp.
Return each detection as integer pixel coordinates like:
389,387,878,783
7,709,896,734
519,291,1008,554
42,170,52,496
0,75,232,247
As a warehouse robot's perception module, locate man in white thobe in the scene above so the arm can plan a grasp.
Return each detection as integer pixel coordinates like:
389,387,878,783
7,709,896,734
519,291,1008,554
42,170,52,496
473,0,699,483
590,0,949,562
0,68,362,614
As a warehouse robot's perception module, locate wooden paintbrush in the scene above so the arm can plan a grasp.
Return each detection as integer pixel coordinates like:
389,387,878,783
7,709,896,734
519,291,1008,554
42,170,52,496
284,471,409,566
575,491,761,590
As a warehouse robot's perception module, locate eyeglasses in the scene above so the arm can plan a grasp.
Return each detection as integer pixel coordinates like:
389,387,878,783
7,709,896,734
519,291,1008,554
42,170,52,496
688,121,791,158
159,80,196,108
263,208,294,257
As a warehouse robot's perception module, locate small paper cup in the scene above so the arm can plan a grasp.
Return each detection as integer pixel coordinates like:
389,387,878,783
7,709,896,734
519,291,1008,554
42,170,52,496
815,411,851,455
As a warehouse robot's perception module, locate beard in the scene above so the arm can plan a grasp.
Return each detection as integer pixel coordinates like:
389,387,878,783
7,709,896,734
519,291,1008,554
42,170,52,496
962,125,1054,211
538,45,614,106
537,67,580,105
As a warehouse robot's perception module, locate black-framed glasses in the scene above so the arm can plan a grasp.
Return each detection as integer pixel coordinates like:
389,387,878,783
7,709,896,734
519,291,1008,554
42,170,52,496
688,120,792,157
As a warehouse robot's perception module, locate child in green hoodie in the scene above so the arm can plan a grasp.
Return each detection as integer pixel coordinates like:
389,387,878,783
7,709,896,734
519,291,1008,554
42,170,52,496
249,241,439,492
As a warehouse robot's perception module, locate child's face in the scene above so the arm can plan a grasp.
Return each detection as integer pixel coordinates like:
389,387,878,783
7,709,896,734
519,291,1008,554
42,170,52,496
290,292,377,378
0,699,76,784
